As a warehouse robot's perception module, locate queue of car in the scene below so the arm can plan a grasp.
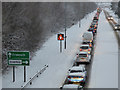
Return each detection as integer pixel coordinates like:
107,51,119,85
60,8,102,90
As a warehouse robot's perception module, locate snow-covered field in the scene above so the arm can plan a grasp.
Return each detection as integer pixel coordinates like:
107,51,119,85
88,10,118,88
2,10,96,88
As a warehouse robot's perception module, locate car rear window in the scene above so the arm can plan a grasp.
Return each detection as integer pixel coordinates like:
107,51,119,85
80,46,88,49
82,42,90,44
79,54,87,57
70,70,82,73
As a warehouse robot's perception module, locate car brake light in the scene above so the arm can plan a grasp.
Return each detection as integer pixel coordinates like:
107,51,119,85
89,44,92,47
68,76,71,78
88,49,90,51
80,49,82,51
80,76,84,78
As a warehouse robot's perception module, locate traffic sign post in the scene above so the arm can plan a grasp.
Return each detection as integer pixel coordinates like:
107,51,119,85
7,51,29,82
24,66,26,82
60,40,62,53
13,66,15,82
58,34,64,53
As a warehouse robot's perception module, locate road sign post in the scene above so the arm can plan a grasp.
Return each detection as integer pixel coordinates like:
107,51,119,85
24,66,26,82
13,66,15,82
7,51,29,82
58,34,64,53
60,40,62,53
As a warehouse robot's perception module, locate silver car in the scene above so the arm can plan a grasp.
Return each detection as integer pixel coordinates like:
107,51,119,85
76,52,91,64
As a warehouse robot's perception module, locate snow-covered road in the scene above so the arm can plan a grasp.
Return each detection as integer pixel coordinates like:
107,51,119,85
88,10,118,88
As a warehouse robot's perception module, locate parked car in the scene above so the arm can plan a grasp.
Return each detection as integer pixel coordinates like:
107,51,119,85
76,52,91,64
80,44,92,54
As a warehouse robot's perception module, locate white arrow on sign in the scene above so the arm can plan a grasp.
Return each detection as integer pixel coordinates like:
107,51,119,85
8,53,11,58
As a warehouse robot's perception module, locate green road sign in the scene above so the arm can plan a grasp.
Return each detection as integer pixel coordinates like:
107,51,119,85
7,51,30,66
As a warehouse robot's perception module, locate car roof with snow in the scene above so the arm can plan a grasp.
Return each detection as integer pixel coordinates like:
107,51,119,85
70,66,85,71
62,84,80,88
68,72,85,77
80,44,89,47
79,51,88,54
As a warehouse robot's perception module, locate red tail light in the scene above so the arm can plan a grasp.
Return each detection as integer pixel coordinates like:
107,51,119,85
68,76,71,78
89,44,92,47
88,49,90,51
80,49,82,51
87,55,88,57
80,76,84,78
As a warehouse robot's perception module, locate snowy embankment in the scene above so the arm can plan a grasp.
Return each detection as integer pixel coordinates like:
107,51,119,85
88,10,118,88
105,8,120,40
3,10,97,88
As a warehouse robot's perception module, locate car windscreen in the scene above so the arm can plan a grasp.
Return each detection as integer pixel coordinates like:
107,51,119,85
79,54,87,57
80,46,88,49
115,25,120,26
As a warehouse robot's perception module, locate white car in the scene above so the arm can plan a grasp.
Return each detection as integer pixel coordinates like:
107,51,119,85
68,65,87,78
61,84,83,90
69,65,86,73
66,72,86,86
82,32,93,43
80,44,92,54
76,52,91,64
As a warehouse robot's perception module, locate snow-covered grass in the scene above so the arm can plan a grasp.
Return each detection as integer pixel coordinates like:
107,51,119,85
2,10,97,88
88,10,118,88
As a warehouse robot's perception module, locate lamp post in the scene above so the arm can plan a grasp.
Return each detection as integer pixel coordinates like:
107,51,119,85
64,2,67,49
79,3,81,28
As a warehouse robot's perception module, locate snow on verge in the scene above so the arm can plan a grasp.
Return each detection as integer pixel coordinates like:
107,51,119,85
2,10,96,88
